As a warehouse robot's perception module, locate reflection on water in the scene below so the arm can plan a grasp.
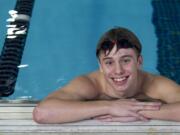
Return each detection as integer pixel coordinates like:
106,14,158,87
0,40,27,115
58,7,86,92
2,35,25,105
0,96,39,104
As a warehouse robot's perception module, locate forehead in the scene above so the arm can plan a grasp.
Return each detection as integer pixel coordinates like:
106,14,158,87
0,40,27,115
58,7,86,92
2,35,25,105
99,45,137,59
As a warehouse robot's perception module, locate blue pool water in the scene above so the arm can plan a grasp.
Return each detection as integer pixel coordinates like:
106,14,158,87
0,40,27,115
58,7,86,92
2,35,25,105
0,0,158,100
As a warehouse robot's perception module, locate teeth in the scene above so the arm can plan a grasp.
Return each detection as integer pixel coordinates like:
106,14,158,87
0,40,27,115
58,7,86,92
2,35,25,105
113,77,126,82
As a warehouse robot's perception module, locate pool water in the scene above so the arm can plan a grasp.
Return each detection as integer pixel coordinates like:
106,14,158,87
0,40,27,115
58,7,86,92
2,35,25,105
0,0,158,100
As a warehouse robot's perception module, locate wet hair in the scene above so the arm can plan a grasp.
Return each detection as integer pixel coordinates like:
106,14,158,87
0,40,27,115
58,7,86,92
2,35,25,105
96,27,142,58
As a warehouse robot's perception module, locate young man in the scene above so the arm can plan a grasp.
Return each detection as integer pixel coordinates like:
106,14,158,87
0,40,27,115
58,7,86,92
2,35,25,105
33,27,180,124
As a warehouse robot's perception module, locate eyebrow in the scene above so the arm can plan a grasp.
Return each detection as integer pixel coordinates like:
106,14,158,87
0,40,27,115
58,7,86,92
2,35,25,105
121,55,133,58
102,57,112,61
102,55,133,61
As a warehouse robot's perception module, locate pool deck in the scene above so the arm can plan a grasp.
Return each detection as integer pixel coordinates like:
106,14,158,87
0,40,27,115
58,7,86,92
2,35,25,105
0,101,180,135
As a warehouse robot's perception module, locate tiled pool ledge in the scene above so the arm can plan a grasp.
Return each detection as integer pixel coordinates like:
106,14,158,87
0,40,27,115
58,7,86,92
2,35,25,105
0,102,180,135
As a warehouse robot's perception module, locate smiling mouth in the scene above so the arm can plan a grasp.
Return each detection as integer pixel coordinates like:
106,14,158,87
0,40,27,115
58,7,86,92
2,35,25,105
112,76,129,86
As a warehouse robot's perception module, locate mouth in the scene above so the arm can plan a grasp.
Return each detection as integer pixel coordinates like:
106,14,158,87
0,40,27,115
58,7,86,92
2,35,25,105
111,76,129,86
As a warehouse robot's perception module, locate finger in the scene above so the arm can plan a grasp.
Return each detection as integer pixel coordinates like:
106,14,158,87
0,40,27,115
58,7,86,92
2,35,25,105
135,102,162,106
131,105,160,111
128,111,149,122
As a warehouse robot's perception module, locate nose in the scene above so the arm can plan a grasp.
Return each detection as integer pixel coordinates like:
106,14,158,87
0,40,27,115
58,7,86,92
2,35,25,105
114,63,124,75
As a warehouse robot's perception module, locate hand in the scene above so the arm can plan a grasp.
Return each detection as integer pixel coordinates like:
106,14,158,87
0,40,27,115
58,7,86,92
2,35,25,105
95,99,161,122
94,114,150,122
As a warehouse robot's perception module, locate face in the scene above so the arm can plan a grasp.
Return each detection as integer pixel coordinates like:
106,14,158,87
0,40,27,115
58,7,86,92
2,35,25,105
99,45,142,98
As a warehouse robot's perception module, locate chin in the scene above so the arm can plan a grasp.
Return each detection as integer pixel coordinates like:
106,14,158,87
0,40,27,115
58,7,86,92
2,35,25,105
113,82,133,95
116,90,126,98
113,80,130,91
115,85,127,91
115,87,134,98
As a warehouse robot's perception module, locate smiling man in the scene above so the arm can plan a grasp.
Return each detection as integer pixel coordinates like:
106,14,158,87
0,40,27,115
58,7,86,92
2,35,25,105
33,27,180,124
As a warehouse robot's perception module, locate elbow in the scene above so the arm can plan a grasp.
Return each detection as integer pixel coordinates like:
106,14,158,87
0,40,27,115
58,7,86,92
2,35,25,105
33,106,48,124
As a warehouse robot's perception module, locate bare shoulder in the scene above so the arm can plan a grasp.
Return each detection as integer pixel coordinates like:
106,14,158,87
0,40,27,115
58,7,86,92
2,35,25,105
46,71,101,101
144,73,180,103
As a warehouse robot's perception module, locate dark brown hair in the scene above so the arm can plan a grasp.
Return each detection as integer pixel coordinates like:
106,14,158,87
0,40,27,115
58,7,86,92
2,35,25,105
96,27,142,58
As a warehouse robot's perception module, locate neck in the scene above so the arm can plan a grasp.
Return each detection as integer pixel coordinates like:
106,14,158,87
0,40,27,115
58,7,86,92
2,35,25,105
130,70,145,97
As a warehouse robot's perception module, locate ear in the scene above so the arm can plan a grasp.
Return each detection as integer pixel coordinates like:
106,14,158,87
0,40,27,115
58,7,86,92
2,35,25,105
137,55,143,68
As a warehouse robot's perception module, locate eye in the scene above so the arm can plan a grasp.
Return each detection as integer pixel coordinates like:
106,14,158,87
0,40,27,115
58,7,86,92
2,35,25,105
122,58,131,64
105,60,113,65
124,59,130,62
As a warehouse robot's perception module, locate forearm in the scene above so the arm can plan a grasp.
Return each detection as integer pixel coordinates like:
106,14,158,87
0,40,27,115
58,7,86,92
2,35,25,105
139,102,180,121
33,99,109,124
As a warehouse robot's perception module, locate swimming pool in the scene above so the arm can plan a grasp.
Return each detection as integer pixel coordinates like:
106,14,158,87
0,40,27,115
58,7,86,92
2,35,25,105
0,0,158,100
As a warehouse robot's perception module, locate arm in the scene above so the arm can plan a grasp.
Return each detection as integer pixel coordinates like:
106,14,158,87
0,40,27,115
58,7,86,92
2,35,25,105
139,76,180,121
33,98,109,124
139,102,180,121
33,98,161,124
33,76,106,124
33,75,161,124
